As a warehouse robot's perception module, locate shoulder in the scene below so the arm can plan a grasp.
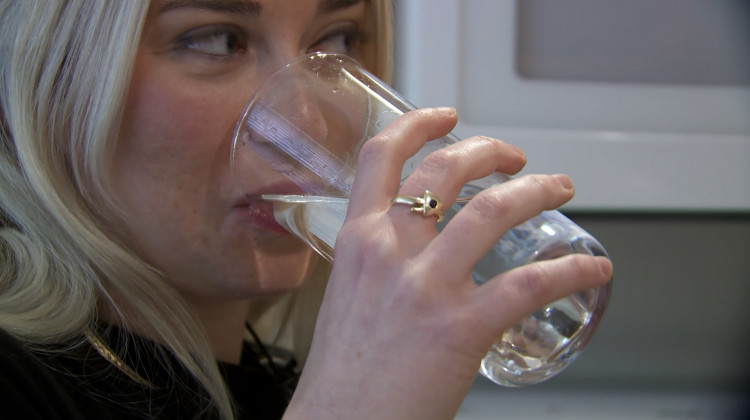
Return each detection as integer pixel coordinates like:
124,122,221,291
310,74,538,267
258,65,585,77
0,328,89,419
0,328,219,420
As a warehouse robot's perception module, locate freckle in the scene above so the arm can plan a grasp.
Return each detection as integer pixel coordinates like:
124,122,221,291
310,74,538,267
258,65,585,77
356,351,363,359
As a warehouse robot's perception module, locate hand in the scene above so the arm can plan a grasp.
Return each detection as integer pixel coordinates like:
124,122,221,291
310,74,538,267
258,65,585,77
285,108,612,420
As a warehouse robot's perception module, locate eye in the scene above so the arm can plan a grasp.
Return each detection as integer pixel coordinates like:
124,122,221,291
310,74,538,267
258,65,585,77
175,25,247,57
309,26,366,56
311,32,352,54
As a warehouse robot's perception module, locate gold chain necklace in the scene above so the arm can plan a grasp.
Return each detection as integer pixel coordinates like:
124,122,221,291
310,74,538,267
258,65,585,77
83,329,154,389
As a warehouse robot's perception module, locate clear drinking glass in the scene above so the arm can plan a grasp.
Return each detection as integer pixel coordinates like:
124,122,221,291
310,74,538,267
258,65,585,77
231,52,612,387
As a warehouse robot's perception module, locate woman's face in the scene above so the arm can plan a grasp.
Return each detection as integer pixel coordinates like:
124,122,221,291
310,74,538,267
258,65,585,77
113,0,369,301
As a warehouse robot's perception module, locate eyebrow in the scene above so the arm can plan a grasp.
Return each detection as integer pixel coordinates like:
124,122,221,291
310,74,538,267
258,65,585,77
159,0,364,16
160,0,262,15
317,0,365,14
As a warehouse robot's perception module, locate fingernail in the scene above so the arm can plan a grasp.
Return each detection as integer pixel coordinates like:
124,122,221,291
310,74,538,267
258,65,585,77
596,257,613,279
554,174,574,190
435,106,457,116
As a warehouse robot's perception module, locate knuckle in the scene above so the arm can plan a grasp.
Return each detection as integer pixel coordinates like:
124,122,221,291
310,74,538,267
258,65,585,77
569,254,601,280
358,242,393,273
513,255,602,304
419,148,458,173
516,263,552,299
469,188,512,217
476,135,508,153
473,135,527,165
469,135,500,149
357,134,392,166
521,174,558,196
337,222,394,268
396,108,435,130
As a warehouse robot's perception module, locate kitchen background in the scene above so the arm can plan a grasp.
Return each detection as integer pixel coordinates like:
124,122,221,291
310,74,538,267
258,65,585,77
391,1,750,418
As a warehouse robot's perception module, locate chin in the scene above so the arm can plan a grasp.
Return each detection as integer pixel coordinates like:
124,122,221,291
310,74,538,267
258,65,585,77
241,248,320,295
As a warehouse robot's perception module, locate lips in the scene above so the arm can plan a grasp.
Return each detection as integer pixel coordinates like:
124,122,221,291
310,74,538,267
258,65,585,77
231,181,304,235
239,197,290,234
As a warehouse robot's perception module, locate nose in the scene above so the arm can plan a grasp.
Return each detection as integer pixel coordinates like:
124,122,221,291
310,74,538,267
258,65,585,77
253,51,332,147
254,51,331,142
240,53,361,195
279,76,330,145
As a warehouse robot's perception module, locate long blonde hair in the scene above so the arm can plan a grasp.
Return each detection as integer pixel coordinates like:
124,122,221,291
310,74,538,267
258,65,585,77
0,0,393,418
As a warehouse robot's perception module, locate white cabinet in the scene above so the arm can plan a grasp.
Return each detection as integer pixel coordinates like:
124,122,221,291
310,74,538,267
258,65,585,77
393,0,750,211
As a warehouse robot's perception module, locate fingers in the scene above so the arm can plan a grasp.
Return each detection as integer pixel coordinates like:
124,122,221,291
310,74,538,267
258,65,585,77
347,107,459,218
470,254,612,337
425,174,577,280
345,106,588,293
398,135,526,200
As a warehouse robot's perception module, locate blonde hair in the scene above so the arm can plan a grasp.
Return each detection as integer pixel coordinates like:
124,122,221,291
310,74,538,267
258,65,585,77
1,0,394,419
0,0,236,417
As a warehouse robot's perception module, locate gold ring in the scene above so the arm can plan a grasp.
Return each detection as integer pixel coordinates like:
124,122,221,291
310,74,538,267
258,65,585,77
391,190,445,222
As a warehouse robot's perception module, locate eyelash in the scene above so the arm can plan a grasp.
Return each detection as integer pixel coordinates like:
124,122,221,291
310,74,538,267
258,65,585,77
174,25,247,58
172,24,369,60
309,27,369,56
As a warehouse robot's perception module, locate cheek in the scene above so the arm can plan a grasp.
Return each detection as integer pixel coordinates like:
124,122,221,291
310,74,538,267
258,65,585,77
121,80,229,164
114,72,245,209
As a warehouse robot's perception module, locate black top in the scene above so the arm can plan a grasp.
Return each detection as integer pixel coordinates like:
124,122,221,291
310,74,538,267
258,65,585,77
0,327,298,419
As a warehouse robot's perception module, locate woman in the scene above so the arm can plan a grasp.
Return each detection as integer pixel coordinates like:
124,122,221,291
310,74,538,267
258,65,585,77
0,1,611,419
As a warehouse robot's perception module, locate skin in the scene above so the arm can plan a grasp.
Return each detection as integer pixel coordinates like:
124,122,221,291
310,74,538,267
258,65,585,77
112,0,612,418
287,109,612,419
113,0,369,361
